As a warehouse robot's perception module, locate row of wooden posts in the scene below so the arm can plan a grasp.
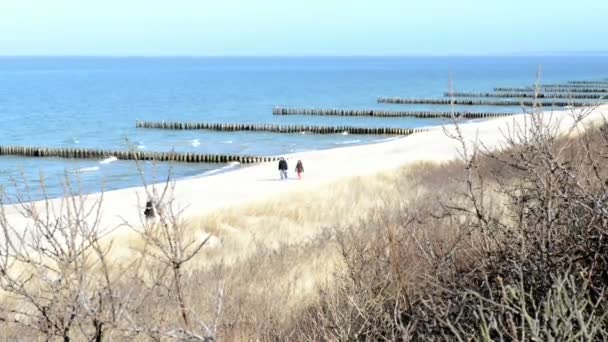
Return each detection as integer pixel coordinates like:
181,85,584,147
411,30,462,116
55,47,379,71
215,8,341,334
541,83,608,88
135,120,427,135
272,107,515,119
443,92,608,99
377,97,597,107
494,87,608,93
567,81,608,85
5,79,605,164
0,146,278,164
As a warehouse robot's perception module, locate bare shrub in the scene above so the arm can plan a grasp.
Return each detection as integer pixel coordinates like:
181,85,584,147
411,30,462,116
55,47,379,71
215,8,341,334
0,165,220,341
292,96,608,339
0,174,123,341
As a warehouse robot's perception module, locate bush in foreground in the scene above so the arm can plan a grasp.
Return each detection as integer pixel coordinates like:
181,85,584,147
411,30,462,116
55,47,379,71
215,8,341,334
293,110,608,340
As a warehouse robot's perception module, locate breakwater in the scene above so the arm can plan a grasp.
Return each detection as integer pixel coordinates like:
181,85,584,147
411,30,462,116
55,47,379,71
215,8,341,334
0,146,277,164
494,87,608,93
377,98,596,107
272,107,515,119
568,81,608,85
136,120,427,135
540,84,608,88
444,92,608,99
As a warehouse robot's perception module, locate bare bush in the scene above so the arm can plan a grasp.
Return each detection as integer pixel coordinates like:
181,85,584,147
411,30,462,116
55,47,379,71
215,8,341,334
0,175,122,341
0,167,220,341
292,83,608,340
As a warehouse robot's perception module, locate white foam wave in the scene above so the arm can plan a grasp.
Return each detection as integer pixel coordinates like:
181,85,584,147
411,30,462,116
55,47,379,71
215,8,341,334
190,139,201,147
75,166,99,173
373,136,401,143
196,162,240,177
334,139,361,145
220,140,233,144
99,156,118,164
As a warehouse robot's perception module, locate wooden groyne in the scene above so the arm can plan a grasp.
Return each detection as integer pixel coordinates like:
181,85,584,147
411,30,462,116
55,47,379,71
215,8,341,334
568,81,608,85
0,146,277,164
444,92,608,99
377,98,596,107
136,121,427,135
272,107,515,119
494,87,608,93
540,83,608,88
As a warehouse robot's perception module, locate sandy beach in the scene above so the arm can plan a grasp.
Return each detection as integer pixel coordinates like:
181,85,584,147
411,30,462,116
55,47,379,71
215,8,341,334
4,1,608,338
3,105,608,233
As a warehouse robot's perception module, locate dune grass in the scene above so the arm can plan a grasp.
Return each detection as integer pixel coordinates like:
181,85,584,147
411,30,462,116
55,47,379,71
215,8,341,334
2,108,608,340
0,152,449,340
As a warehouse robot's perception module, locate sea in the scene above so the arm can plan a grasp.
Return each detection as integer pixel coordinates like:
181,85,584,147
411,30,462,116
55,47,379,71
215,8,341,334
1,56,607,201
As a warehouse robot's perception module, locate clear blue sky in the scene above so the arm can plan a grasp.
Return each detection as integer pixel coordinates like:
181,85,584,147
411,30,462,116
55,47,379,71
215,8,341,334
1,0,606,56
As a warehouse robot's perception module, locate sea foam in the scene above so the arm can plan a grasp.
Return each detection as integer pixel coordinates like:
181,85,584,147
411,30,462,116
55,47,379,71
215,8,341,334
99,156,118,164
334,139,361,145
196,162,240,177
75,166,99,172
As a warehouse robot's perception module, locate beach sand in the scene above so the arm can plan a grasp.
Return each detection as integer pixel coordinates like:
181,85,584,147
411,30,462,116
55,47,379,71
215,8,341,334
3,105,608,234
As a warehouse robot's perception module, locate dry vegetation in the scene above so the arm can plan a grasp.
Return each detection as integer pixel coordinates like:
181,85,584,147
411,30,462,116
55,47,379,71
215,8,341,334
1,106,608,340
0,151,433,340
290,110,608,340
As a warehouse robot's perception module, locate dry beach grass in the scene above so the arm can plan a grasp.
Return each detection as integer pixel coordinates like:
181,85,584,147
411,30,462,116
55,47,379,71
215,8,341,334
1,102,608,340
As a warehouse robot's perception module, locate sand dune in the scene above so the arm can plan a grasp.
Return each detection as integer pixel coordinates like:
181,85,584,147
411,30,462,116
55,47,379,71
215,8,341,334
3,105,607,235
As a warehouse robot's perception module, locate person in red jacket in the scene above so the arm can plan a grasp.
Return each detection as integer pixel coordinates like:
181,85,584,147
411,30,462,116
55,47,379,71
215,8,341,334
295,160,304,180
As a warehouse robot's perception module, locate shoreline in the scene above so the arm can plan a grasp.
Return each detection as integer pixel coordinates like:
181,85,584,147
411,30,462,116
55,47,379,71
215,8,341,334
3,106,607,233
0,127,427,204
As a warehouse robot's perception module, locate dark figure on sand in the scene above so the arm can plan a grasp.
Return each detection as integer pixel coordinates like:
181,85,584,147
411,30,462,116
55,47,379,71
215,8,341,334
144,189,162,220
278,157,288,180
144,199,155,219
295,160,304,179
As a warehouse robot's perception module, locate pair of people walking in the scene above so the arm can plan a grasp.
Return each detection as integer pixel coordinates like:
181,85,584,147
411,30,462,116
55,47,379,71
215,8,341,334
278,158,304,180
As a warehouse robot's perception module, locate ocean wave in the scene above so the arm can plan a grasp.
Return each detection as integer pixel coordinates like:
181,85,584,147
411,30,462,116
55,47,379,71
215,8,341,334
334,139,361,145
99,156,118,164
190,139,201,147
75,166,99,173
220,140,233,144
373,136,401,143
195,162,240,177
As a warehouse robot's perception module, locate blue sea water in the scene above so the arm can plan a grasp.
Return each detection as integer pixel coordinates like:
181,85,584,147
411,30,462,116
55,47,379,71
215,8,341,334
0,56,607,201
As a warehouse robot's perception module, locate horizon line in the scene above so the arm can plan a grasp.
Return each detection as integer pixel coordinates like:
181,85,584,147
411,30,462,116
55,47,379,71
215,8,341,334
1,51,608,58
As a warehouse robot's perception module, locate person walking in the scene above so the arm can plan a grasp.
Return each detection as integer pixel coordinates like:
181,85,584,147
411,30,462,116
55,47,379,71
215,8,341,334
295,160,304,180
278,157,288,180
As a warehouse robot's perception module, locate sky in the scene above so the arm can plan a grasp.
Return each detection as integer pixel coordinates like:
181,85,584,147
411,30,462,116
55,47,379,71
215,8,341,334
0,0,607,56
